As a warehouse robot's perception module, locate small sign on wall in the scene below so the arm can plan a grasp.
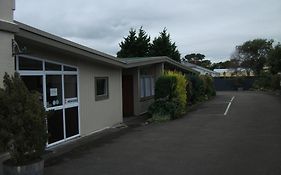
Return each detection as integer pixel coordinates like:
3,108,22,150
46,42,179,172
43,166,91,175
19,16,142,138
65,97,78,104
50,88,58,97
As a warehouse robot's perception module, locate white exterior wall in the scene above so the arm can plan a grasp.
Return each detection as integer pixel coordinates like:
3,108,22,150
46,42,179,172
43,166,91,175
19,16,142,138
0,0,15,21
0,32,14,87
0,0,16,87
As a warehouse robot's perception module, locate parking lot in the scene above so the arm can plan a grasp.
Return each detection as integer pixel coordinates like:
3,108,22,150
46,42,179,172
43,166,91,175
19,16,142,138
43,91,281,175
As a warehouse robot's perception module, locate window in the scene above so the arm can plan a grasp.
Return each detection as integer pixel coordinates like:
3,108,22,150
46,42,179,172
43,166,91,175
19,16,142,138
64,65,77,71
64,75,78,105
18,56,43,70
46,75,63,108
140,76,155,98
95,77,109,100
45,62,62,71
65,107,79,138
16,56,80,146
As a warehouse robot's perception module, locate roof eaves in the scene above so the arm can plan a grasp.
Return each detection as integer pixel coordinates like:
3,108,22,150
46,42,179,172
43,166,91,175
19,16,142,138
164,57,199,74
117,56,198,73
14,21,126,68
13,22,199,74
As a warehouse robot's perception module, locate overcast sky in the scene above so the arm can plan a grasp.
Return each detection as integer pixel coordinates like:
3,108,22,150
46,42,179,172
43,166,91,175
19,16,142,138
14,0,281,62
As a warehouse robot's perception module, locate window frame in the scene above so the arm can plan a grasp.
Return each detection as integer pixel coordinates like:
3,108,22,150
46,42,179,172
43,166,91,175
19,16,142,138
140,75,155,100
95,77,109,101
16,54,80,147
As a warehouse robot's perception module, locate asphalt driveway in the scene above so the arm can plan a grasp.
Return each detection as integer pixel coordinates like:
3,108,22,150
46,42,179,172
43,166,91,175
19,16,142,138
44,91,281,175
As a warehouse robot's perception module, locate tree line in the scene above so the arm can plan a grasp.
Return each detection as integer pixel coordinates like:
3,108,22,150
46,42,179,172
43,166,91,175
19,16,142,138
117,27,181,62
117,27,281,75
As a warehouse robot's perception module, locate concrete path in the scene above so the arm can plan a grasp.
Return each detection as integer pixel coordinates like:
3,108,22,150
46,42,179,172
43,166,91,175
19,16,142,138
44,91,281,175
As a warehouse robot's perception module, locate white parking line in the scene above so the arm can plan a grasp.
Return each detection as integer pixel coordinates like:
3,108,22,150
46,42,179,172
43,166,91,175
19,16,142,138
224,96,235,116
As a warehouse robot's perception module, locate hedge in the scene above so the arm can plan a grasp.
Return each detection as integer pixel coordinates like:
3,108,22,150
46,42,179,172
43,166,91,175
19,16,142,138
253,72,281,90
149,72,216,122
186,74,205,103
149,71,187,120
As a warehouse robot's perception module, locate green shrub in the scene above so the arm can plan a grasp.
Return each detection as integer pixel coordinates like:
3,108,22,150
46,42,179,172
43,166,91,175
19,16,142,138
154,75,177,100
0,73,47,165
187,74,216,104
185,76,192,105
187,75,205,103
166,71,187,113
253,72,280,90
149,71,187,120
148,98,179,120
203,75,216,97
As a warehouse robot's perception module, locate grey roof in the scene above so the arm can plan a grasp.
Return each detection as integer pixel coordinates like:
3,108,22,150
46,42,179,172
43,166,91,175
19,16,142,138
15,21,125,67
14,21,198,73
182,61,219,74
120,57,198,73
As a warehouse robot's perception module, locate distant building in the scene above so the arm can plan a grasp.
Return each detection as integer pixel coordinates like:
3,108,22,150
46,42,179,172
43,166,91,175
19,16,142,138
214,68,254,77
182,61,220,77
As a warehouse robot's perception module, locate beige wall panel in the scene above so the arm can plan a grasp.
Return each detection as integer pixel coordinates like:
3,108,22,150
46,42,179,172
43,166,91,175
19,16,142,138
0,0,14,21
78,61,123,136
0,32,14,87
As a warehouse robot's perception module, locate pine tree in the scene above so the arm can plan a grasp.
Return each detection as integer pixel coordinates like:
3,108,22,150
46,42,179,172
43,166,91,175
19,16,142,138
149,28,181,62
135,27,151,57
117,27,150,58
117,28,137,58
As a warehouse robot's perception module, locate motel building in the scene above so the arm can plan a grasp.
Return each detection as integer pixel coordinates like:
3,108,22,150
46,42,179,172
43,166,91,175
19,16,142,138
0,0,197,147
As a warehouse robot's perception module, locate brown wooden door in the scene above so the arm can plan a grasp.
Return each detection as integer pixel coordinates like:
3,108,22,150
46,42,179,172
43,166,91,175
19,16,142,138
122,75,134,117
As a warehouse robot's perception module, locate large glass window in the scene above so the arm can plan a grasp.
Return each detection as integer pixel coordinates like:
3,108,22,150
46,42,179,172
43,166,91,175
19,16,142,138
95,77,109,100
65,107,79,138
45,62,62,71
18,56,43,70
64,65,77,71
64,75,77,98
46,75,62,108
47,109,64,144
17,56,79,146
21,75,43,101
140,76,154,98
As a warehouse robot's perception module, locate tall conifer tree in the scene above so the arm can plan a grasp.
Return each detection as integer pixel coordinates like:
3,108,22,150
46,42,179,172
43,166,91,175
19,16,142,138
149,28,181,62
117,27,150,58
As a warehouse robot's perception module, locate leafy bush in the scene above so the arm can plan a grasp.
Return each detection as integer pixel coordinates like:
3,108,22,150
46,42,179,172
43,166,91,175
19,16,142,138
187,74,216,104
166,71,187,113
148,98,179,120
0,73,47,165
253,72,280,90
202,75,216,97
187,75,205,103
185,77,192,105
154,75,177,100
149,72,216,122
149,71,187,120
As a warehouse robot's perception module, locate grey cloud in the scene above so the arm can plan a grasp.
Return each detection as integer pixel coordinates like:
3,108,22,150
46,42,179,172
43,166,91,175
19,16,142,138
15,0,281,62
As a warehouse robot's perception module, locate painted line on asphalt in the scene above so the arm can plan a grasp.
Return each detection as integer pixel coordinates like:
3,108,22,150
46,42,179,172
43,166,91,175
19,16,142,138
224,96,235,116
